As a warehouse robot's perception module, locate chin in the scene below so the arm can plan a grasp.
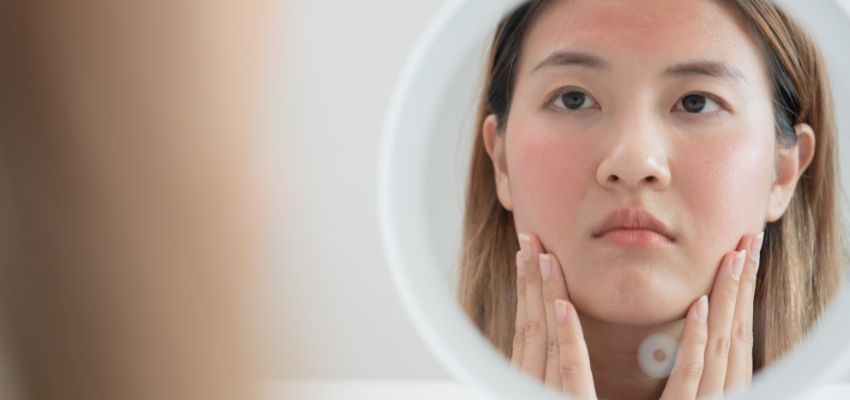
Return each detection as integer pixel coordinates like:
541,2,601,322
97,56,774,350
572,279,694,326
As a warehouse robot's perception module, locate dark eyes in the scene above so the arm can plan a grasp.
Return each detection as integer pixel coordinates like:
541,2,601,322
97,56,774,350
552,90,598,110
674,93,722,114
550,89,724,114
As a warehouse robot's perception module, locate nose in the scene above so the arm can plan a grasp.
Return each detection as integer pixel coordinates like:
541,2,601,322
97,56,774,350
596,119,671,191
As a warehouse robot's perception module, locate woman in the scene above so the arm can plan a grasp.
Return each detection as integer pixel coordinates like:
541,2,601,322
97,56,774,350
457,0,845,398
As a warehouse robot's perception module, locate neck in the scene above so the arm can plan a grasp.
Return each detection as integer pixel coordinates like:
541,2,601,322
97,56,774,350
578,312,686,400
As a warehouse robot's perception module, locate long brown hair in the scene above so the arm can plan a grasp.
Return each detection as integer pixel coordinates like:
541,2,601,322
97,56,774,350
458,0,846,372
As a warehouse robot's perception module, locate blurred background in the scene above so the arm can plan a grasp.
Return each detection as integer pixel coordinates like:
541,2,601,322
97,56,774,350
273,0,452,381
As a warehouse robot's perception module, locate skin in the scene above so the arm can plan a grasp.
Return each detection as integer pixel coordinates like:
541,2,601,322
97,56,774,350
482,0,815,398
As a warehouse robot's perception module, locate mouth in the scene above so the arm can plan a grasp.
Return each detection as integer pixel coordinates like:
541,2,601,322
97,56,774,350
592,207,675,249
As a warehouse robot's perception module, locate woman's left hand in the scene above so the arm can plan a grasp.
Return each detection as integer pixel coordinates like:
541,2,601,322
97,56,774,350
529,231,764,399
660,231,765,399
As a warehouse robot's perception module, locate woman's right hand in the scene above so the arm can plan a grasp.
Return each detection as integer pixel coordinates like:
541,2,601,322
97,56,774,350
511,233,598,399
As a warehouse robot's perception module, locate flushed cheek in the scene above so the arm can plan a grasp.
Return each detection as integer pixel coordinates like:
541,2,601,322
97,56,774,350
678,134,772,278
507,132,596,246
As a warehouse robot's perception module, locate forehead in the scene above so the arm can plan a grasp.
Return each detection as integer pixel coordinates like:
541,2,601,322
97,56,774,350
518,0,767,80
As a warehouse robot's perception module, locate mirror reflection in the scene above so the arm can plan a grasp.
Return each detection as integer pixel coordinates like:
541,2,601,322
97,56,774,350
454,1,847,398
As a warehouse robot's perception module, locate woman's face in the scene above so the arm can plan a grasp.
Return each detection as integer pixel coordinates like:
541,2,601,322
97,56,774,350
491,0,783,325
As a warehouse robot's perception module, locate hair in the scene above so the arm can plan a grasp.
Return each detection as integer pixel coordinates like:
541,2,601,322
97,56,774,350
458,0,846,372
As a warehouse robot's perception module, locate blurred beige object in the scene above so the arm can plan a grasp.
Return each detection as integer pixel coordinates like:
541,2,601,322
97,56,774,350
0,1,273,399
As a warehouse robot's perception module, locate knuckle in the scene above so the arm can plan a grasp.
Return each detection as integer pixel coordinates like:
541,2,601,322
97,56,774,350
724,282,740,299
513,331,525,349
690,329,708,346
546,334,559,357
734,320,754,347
742,265,758,286
525,321,544,338
513,318,525,335
559,362,584,380
525,264,539,282
558,331,582,348
680,361,705,381
712,336,732,359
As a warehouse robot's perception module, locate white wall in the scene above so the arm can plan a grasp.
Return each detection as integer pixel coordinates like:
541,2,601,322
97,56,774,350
275,0,850,383
270,0,452,380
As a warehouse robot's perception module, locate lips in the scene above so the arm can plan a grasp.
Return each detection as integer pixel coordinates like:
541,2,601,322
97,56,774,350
592,207,675,242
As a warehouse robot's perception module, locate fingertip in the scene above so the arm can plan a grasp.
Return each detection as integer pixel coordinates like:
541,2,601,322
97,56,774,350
515,251,525,277
562,301,582,331
526,232,547,254
555,299,567,322
539,254,552,280
737,233,752,252
731,250,746,280
696,295,708,322
547,251,560,266
546,251,563,274
518,233,532,261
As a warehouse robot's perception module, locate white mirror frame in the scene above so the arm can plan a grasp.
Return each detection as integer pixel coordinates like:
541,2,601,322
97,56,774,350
378,1,850,399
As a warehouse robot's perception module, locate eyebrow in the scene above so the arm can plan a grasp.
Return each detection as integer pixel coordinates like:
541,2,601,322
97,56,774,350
531,51,610,73
665,61,747,83
531,51,747,84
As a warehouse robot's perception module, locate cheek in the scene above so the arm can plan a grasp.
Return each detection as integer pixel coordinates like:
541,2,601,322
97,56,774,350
677,131,773,263
507,131,596,243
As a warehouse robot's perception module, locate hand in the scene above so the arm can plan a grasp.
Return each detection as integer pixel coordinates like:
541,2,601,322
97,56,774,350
509,232,765,399
511,233,597,399
662,231,764,399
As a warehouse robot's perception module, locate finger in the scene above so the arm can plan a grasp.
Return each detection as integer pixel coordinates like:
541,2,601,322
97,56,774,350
512,251,527,367
555,299,597,399
725,232,764,392
519,233,547,380
697,250,747,398
540,253,569,390
660,296,709,400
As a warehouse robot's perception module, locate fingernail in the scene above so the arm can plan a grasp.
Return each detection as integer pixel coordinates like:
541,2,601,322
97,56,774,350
516,252,525,277
519,233,532,262
751,231,765,266
555,299,568,322
731,250,746,280
696,295,708,322
539,254,551,280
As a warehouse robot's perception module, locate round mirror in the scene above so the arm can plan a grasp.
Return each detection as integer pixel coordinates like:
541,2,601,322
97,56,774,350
379,1,850,399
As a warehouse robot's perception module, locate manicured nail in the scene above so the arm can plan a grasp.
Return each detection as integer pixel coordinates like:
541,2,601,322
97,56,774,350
696,295,708,322
516,252,526,277
555,299,568,322
539,254,551,280
731,250,746,280
519,233,532,262
751,231,765,266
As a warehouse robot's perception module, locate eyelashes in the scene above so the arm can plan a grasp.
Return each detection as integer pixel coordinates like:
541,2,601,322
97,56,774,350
673,93,726,114
551,89,599,111
546,87,731,116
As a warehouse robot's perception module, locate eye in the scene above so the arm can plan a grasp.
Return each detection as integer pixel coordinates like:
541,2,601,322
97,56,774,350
675,93,723,114
552,89,598,111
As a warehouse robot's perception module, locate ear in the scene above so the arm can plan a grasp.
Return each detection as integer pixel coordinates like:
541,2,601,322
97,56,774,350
765,123,816,222
482,114,513,211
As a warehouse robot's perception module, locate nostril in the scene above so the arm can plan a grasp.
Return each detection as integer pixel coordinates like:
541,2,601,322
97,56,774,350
646,176,657,183
609,175,620,183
